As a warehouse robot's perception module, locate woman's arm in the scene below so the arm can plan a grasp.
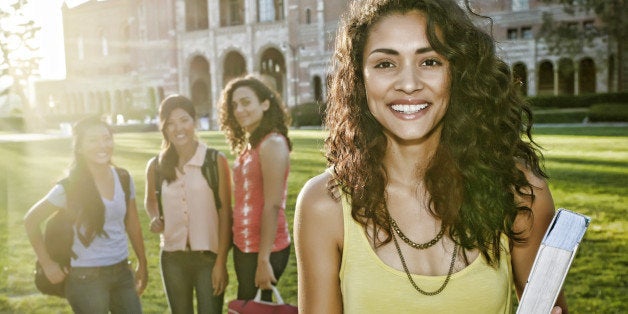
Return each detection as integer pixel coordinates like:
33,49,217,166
255,134,290,289
125,192,149,295
144,157,163,233
294,171,344,314
512,167,568,314
212,152,233,296
24,197,67,283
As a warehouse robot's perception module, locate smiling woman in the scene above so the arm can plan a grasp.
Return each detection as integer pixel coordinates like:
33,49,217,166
23,116,148,312
294,0,568,313
362,10,450,143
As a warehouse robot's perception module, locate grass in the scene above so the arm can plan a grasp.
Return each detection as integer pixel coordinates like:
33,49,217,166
0,126,626,313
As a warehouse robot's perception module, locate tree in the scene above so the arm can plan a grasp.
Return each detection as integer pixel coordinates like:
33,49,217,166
1,0,41,131
539,0,627,91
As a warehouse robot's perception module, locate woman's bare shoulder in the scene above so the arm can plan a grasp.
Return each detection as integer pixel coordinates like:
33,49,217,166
295,170,344,236
298,170,342,211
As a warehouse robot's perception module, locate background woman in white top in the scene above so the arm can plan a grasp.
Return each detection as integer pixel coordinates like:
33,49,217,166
24,116,147,313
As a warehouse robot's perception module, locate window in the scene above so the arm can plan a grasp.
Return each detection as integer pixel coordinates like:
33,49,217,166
101,36,108,56
512,0,529,12
507,28,518,40
583,20,596,34
258,0,284,22
78,35,84,60
259,0,275,22
220,0,243,26
229,0,243,25
186,0,209,31
521,27,533,39
99,29,108,56
305,8,311,24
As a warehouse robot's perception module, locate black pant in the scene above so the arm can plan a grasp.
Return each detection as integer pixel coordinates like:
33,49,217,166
233,245,291,302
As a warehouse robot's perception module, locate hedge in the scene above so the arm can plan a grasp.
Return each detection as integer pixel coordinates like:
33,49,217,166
532,110,589,124
526,92,628,109
588,103,628,122
0,117,24,132
290,102,326,127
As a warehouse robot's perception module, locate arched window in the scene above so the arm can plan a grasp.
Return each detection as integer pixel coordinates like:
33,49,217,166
313,76,323,102
78,35,84,60
305,8,311,24
189,55,212,117
512,63,528,96
223,51,247,85
260,48,285,95
579,58,596,94
538,61,554,95
99,29,108,56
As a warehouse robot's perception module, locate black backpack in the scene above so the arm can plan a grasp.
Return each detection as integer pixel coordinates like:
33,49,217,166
34,167,131,298
153,148,221,218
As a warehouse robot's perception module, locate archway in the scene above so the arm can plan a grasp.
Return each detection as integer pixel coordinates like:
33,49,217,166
260,48,286,95
223,51,247,86
189,55,212,119
512,63,528,96
579,58,596,94
538,60,554,95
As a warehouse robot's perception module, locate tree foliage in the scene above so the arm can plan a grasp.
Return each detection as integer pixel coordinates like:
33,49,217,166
0,0,41,129
540,0,627,39
539,0,626,90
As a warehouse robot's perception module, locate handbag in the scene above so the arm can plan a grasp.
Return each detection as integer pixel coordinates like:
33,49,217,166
33,198,75,298
34,261,66,297
228,286,298,314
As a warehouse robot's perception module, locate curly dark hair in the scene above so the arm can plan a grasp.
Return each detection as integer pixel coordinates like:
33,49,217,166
219,75,292,155
326,0,547,266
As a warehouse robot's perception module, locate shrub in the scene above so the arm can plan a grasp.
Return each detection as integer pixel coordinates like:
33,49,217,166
588,103,628,122
0,116,25,131
526,92,628,109
532,110,588,124
290,102,326,127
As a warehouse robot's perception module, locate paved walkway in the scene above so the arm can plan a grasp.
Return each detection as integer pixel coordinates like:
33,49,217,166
0,132,70,143
0,122,626,143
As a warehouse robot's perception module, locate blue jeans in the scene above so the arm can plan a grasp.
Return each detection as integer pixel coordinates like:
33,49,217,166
233,245,291,302
65,259,142,314
161,250,223,314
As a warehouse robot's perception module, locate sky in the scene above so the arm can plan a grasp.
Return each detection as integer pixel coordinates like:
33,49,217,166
23,0,88,80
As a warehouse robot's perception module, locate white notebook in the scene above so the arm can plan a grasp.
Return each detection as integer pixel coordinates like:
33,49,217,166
516,208,590,314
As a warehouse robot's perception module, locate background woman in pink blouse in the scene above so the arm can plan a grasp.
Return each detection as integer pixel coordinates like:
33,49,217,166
218,75,292,302
145,95,232,314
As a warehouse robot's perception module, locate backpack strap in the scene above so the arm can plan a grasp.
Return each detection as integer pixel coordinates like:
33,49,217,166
151,156,164,219
114,167,132,228
154,149,221,218
201,148,222,210
114,167,131,207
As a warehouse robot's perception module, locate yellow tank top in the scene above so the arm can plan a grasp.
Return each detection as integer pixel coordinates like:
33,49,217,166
339,194,514,313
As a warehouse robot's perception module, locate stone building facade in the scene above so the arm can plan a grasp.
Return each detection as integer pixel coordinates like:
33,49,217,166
33,0,623,128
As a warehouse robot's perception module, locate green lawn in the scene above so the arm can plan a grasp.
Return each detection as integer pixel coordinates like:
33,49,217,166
0,127,626,313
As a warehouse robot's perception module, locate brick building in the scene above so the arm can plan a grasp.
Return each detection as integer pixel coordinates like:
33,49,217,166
33,0,623,128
